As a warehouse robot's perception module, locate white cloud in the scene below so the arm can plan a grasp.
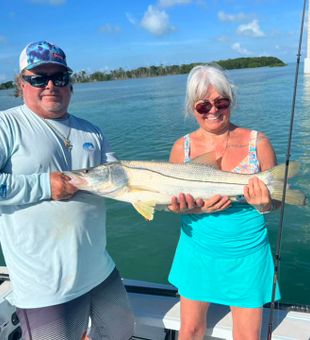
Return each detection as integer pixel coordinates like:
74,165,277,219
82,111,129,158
217,35,229,43
218,11,247,22
237,20,265,37
141,5,175,36
158,0,192,8
29,0,65,5
231,42,252,55
99,24,121,34
126,13,136,25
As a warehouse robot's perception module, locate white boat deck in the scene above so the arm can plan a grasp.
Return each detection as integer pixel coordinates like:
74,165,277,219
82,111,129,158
125,279,310,340
0,268,309,339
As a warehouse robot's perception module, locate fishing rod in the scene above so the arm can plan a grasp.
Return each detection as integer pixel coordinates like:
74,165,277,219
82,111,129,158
267,0,307,338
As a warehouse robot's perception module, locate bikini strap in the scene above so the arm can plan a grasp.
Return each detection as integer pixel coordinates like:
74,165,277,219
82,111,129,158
249,130,258,150
248,130,260,171
183,134,191,163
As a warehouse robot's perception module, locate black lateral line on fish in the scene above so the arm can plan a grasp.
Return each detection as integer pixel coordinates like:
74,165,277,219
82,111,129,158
122,164,252,185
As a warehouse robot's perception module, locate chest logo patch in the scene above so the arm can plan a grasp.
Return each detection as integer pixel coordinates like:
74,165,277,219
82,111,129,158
83,142,95,151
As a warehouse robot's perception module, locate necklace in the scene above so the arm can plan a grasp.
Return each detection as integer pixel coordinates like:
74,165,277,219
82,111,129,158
193,128,230,168
20,106,73,151
213,131,230,168
215,130,230,160
43,117,73,151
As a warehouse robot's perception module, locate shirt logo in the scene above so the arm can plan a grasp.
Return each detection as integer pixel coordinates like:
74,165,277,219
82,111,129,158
83,142,95,151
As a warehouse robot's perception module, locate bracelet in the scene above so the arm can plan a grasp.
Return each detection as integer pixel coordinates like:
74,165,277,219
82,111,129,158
255,200,277,214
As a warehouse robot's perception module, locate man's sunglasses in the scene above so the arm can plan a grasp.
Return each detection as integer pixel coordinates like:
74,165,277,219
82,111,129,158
22,72,71,88
195,98,231,114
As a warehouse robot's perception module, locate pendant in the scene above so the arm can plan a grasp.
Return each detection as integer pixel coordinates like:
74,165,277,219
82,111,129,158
64,138,73,151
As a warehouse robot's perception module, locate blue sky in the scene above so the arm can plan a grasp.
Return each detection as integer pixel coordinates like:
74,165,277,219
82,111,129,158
0,0,307,81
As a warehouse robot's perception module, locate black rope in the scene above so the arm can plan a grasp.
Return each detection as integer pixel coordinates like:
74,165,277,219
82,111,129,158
267,0,308,338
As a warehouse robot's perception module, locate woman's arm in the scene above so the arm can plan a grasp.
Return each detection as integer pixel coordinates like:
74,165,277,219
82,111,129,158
169,138,185,163
243,132,279,213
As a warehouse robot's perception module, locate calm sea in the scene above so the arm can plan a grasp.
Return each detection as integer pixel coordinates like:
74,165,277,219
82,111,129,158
0,64,309,305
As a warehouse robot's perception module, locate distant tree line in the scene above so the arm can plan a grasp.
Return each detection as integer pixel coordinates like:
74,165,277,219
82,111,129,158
0,56,286,90
71,56,285,83
0,81,14,90
216,56,286,69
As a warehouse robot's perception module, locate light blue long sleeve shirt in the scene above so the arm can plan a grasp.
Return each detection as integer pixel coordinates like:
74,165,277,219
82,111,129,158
0,104,115,308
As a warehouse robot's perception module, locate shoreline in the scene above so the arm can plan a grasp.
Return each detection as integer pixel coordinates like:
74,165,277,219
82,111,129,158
0,56,286,90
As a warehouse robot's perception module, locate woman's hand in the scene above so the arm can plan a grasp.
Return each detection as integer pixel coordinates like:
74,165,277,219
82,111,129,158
243,176,272,212
168,193,231,214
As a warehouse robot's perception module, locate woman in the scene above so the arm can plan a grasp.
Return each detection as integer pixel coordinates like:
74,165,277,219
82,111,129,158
168,64,280,340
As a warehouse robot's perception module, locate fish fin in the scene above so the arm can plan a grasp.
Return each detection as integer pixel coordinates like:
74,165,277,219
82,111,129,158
259,161,300,181
132,201,156,221
285,161,300,178
270,183,306,205
129,185,160,194
191,151,220,169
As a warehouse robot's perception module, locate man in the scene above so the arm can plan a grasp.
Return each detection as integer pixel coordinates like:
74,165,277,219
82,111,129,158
0,41,134,339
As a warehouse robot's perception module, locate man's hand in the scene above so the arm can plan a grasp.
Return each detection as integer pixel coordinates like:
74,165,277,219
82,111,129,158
50,172,78,200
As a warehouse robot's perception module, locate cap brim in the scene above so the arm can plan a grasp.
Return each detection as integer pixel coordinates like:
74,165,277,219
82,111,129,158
24,61,73,73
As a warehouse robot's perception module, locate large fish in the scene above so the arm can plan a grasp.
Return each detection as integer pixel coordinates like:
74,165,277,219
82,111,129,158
66,161,306,220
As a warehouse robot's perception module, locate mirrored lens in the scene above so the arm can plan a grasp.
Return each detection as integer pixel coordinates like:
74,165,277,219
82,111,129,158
22,73,70,88
23,75,46,87
51,73,70,87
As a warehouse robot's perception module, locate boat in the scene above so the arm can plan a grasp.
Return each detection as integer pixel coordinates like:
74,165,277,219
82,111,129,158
0,267,309,340
0,268,21,340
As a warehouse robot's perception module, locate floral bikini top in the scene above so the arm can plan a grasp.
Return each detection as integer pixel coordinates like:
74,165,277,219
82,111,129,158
183,130,260,175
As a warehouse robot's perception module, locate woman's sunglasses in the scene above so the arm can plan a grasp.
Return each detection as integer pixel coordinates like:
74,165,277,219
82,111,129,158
22,72,70,88
195,98,231,114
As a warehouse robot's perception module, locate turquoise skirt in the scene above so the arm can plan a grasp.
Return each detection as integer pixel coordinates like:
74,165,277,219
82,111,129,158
169,229,280,308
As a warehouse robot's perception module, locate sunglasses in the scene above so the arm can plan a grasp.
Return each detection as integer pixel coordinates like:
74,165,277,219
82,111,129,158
22,72,71,88
195,98,231,114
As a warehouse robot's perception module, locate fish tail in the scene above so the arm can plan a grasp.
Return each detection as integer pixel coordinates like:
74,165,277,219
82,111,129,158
257,161,305,205
270,182,306,205
258,161,300,181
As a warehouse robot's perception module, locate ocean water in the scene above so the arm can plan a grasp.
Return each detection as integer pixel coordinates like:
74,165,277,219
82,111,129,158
0,63,309,305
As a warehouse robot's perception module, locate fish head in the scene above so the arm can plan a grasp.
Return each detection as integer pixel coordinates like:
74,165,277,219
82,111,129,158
67,162,128,196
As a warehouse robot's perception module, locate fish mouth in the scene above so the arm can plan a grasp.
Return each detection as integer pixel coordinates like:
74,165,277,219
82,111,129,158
68,175,88,187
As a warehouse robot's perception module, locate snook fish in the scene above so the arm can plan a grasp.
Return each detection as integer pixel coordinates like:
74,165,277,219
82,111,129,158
66,161,306,221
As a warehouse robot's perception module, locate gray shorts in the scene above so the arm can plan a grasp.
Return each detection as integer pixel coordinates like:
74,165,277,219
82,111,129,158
16,268,134,340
